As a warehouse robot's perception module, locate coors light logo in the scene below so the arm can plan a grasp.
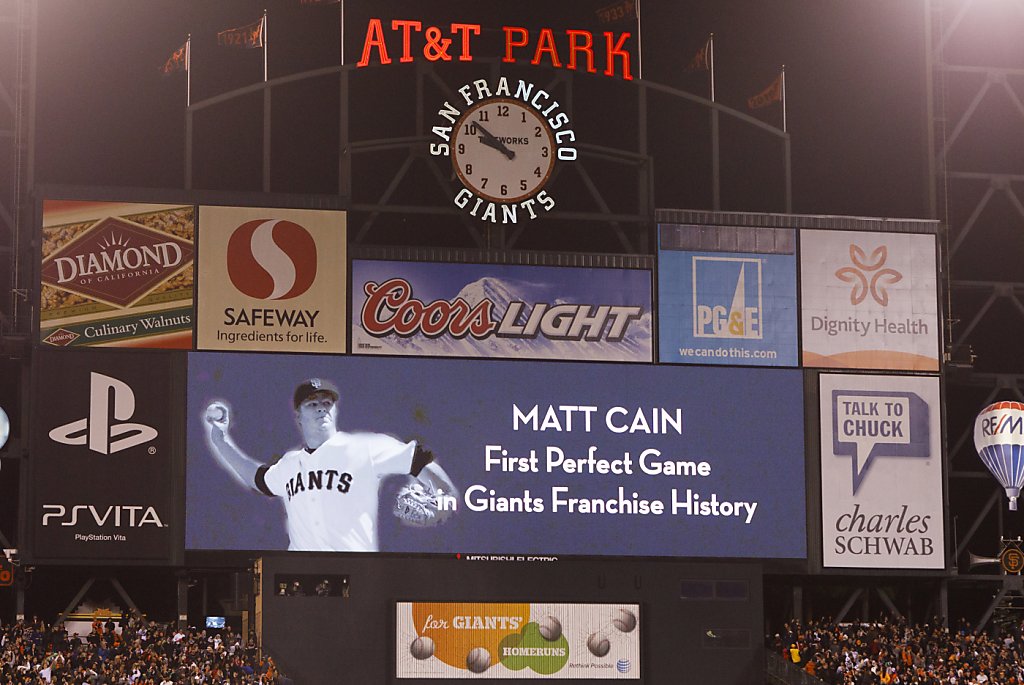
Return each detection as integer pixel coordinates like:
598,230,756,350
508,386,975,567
361,278,642,341
40,217,194,308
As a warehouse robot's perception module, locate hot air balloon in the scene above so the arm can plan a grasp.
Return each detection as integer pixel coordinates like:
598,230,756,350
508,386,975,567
974,401,1024,510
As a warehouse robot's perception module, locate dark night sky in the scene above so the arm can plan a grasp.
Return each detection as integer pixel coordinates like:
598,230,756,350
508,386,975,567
33,0,931,221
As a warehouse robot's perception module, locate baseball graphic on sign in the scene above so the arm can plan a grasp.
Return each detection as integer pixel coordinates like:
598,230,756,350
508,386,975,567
538,615,562,641
410,636,434,660
466,646,491,673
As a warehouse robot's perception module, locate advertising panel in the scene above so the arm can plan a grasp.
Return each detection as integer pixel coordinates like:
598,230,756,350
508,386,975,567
800,230,939,370
30,348,176,562
39,200,194,349
819,374,944,569
186,352,806,558
658,224,797,367
196,206,347,353
352,260,652,362
396,602,640,679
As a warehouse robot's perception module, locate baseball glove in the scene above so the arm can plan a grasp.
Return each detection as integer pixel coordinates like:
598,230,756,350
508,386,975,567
393,482,448,527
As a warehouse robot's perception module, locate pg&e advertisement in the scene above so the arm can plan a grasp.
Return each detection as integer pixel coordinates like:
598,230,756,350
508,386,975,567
186,352,806,559
658,224,798,367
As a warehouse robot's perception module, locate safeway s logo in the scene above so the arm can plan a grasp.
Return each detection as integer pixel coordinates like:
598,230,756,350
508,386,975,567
226,219,317,300
49,372,158,454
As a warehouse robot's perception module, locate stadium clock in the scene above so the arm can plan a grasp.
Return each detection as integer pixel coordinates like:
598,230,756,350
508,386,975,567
429,77,579,224
451,98,556,204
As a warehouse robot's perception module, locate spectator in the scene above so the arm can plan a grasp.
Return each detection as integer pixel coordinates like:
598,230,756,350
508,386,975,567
769,616,1024,685
0,615,289,684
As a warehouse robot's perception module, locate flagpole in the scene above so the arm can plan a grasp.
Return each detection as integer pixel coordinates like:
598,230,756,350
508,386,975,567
340,0,345,65
708,33,715,103
186,35,192,108
781,64,787,133
263,10,268,82
635,0,642,80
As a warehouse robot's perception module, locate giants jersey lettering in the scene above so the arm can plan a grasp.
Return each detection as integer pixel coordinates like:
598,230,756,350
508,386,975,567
260,431,415,551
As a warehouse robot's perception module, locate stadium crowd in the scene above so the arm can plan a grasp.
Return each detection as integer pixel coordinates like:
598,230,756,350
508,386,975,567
772,617,1024,684
0,615,288,684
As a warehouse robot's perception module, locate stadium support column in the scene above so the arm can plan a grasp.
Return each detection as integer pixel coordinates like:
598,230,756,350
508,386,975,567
14,571,24,623
177,574,188,629
939,579,948,628
792,585,802,622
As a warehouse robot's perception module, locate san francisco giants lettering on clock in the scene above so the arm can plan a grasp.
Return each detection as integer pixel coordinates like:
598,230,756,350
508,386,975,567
430,77,578,224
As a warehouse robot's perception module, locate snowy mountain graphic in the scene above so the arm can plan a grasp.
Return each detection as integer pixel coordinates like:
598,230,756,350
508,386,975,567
355,276,652,362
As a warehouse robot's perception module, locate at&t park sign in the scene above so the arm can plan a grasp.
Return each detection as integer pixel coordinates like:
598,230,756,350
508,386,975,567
356,18,636,223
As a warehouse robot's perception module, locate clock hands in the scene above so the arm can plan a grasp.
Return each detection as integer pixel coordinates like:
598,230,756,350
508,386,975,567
475,123,515,161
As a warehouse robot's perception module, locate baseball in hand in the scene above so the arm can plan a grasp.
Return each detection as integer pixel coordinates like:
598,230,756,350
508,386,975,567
206,403,227,424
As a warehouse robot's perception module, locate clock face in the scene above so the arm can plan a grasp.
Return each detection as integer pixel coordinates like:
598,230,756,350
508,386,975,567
450,98,556,204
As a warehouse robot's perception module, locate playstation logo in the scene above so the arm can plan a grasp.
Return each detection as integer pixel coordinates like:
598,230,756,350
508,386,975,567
49,372,158,454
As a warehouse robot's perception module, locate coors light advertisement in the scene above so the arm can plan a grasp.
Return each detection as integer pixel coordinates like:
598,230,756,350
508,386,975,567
39,200,195,349
351,260,652,362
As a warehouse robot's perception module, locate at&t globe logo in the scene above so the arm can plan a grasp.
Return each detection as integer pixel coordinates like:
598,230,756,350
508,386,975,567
227,219,317,300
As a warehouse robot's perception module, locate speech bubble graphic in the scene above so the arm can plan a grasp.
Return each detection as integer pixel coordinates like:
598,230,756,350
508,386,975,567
831,390,929,495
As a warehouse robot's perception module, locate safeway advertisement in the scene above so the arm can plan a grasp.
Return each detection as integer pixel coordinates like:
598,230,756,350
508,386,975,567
351,260,652,362
396,602,640,679
196,206,347,353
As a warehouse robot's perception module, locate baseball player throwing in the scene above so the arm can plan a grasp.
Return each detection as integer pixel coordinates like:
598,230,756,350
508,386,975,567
203,378,457,552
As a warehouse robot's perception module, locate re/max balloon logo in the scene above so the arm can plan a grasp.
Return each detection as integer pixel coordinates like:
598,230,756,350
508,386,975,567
980,412,1024,436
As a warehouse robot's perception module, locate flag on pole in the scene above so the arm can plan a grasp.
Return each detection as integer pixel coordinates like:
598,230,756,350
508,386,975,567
217,16,265,49
161,40,189,75
748,72,782,109
685,38,710,72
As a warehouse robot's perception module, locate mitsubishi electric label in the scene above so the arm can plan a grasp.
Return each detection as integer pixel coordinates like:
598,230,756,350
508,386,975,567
352,260,652,362
30,348,176,563
819,374,943,569
396,602,640,679
186,352,805,558
658,224,797,366
800,230,939,371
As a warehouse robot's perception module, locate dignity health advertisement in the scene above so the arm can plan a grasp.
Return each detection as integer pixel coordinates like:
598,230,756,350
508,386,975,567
800,229,939,371
819,374,944,569
351,260,652,362
395,602,640,679
186,352,806,559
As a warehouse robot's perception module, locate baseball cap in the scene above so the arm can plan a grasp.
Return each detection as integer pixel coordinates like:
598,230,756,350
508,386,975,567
293,378,339,408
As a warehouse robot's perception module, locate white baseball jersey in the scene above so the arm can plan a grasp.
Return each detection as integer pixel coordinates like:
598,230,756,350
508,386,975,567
257,431,416,551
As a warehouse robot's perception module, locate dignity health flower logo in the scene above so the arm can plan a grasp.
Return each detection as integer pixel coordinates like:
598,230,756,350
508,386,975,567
834,244,903,305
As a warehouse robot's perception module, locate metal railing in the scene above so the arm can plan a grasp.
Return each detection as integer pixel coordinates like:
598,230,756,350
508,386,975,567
766,651,826,685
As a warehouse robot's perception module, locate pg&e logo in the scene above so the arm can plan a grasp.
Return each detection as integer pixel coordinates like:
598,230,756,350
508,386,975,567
49,372,158,455
692,256,763,340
